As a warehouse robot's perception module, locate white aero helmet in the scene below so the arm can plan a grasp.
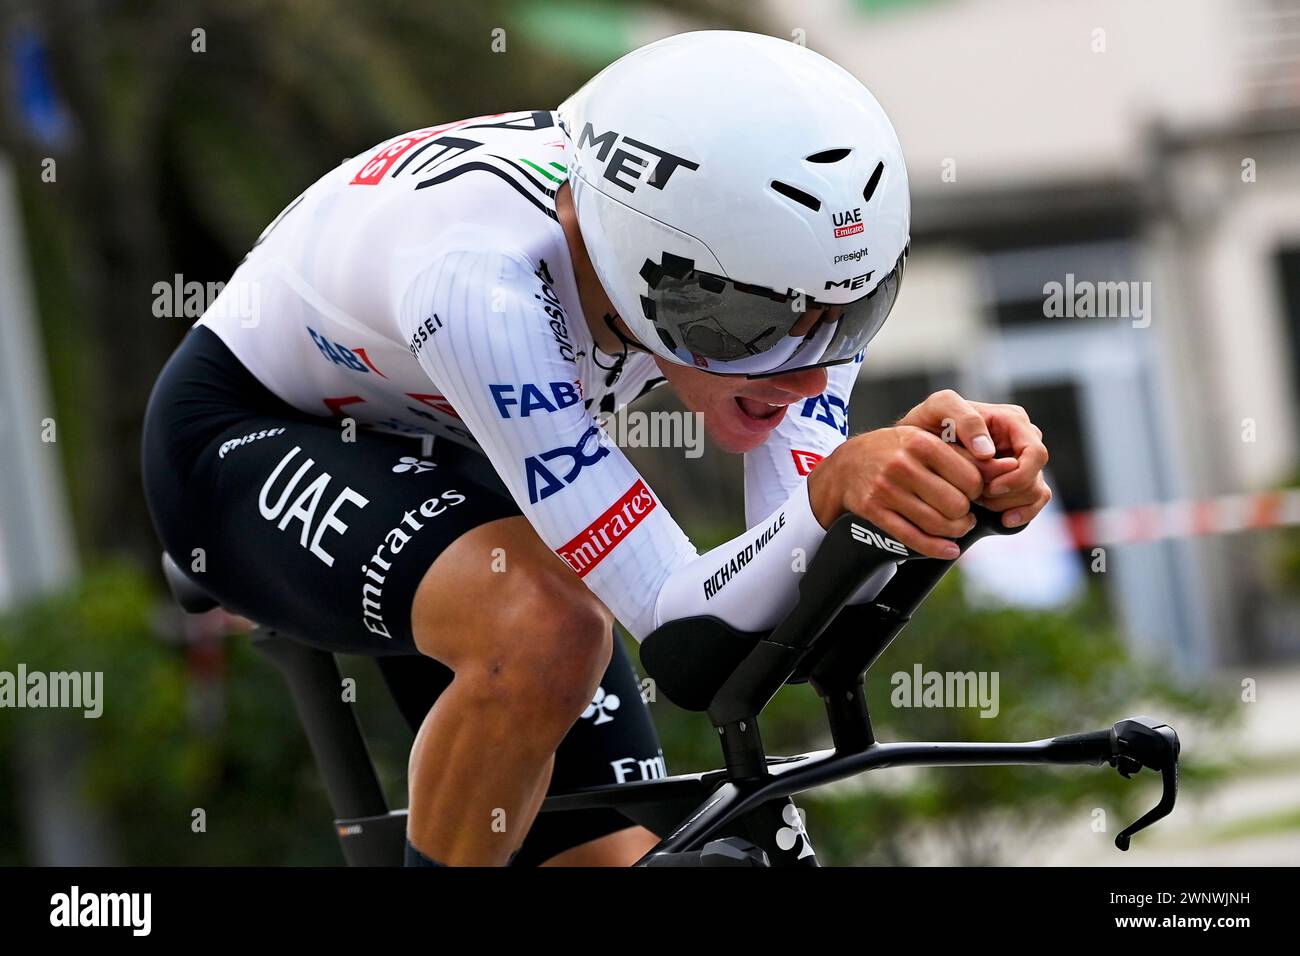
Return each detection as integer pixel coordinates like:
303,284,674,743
558,30,910,377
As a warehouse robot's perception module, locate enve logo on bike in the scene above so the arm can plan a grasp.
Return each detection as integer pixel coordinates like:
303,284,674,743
850,522,908,556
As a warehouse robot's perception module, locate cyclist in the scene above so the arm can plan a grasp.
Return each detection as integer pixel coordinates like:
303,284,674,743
142,31,1050,867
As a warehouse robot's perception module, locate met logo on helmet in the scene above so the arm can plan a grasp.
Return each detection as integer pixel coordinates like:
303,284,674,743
570,122,699,193
850,522,909,556
825,270,874,291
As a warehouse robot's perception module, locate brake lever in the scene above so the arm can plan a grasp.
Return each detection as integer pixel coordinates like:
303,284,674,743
1109,716,1181,850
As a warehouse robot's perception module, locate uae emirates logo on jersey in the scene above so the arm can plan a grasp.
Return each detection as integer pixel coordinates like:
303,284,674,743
791,449,824,476
555,479,657,577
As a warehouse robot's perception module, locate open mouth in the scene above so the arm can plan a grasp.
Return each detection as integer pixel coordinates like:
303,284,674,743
735,396,789,425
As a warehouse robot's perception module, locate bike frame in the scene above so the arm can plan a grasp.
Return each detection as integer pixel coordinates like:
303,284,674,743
166,505,1178,868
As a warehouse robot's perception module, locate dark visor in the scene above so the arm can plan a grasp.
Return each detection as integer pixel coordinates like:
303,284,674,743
638,245,908,376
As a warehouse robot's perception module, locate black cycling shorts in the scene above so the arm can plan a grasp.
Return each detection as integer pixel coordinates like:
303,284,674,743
142,326,666,864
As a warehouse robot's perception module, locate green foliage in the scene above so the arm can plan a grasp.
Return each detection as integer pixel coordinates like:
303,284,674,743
1273,473,1300,596
0,561,1237,866
644,574,1235,865
0,565,407,865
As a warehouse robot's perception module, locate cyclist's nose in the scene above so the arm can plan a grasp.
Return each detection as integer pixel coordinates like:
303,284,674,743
766,366,829,399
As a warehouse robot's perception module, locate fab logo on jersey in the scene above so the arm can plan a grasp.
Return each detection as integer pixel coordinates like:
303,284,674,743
306,326,386,376
489,381,582,418
524,425,611,503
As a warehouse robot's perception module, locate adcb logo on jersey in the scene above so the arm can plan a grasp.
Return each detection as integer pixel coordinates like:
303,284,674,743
556,479,657,578
524,424,610,503
800,393,849,436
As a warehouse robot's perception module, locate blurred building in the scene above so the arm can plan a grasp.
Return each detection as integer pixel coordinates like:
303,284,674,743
599,0,1300,671
766,0,1300,669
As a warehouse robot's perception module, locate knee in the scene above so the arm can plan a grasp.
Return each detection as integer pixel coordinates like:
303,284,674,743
437,560,614,730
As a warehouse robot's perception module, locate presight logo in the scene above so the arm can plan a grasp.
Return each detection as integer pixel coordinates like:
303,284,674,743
850,522,909,556
572,122,699,193
556,479,657,577
535,259,581,364
833,245,870,265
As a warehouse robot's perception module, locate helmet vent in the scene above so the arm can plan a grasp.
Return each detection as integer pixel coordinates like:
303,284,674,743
863,161,885,203
770,180,821,212
805,148,852,164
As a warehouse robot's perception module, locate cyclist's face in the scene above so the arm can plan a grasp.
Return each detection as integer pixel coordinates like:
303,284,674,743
655,357,828,453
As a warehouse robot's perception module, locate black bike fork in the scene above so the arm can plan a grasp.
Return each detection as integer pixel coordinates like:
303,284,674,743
736,797,821,867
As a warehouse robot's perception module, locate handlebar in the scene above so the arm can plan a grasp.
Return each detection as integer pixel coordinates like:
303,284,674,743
874,502,1028,608
771,504,1023,652
705,504,1024,723
785,504,1023,690
639,501,1182,853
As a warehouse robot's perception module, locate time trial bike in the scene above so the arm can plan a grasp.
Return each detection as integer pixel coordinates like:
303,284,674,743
162,504,1179,866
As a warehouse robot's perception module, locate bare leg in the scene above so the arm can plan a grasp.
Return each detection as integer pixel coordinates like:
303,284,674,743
405,517,614,866
539,826,661,867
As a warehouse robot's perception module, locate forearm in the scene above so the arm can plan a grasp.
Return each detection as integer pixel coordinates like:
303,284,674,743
806,449,847,530
654,479,828,634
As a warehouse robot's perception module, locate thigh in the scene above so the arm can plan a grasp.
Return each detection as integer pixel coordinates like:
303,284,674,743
157,415,521,655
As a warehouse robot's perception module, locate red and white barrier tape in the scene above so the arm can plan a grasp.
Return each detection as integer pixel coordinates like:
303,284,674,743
1064,488,1300,548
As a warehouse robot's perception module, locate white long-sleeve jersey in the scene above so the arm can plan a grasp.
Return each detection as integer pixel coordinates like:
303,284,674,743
199,111,864,642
